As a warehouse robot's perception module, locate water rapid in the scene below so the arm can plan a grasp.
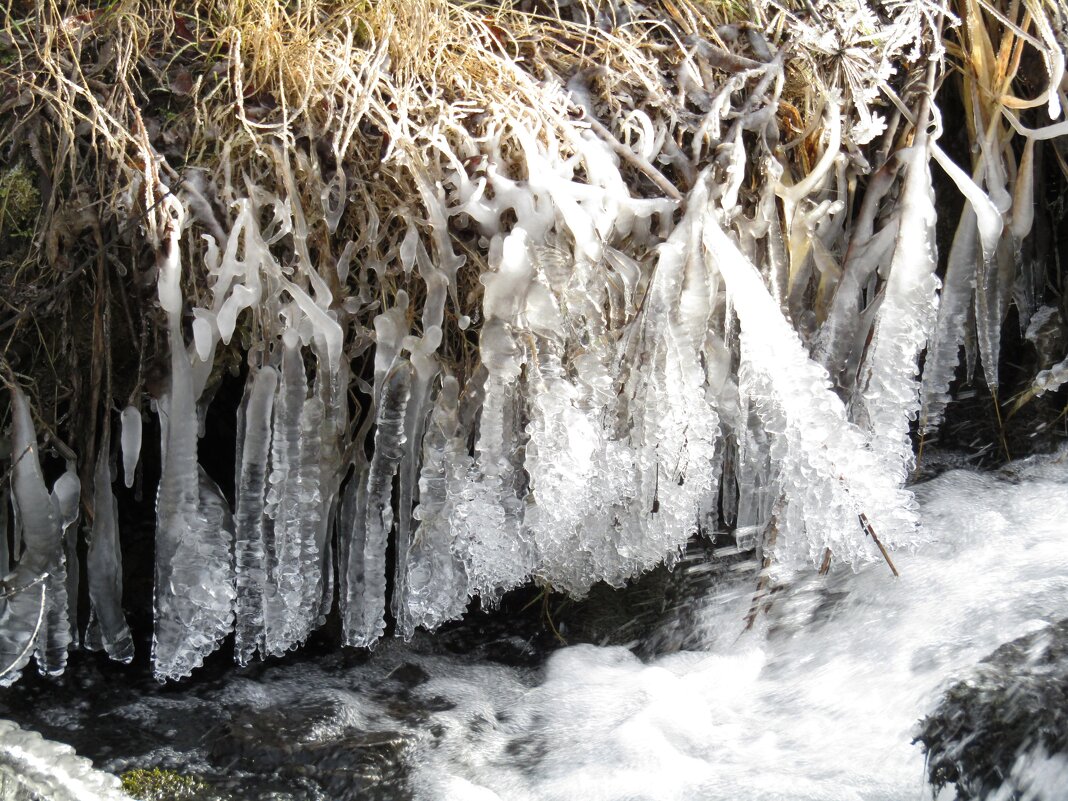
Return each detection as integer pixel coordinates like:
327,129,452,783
3,448,1066,801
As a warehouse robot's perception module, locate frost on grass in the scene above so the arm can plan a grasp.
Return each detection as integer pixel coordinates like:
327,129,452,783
1,0,1064,679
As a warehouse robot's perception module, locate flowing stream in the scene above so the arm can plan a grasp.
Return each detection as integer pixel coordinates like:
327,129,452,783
1,447,1067,801
408,449,1068,801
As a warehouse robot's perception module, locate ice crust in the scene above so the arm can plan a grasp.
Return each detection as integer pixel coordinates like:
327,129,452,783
0,719,131,800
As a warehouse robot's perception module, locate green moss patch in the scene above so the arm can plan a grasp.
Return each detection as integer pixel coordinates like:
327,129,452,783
119,767,210,801
0,164,40,243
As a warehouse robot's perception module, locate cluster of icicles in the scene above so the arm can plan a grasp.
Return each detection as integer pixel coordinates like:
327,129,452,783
1,62,1061,683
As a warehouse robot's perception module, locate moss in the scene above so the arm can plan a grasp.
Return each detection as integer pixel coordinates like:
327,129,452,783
119,768,210,801
0,164,40,243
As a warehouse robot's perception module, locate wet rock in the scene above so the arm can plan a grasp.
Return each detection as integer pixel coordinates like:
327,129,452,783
210,691,413,801
548,536,753,656
386,663,430,689
916,618,1068,800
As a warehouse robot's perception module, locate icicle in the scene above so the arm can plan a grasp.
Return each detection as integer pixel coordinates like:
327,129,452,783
392,328,440,632
929,143,1007,376
52,471,80,649
262,345,307,655
970,132,1011,392
311,357,348,625
703,201,917,569
851,141,940,483
1,387,62,686
233,365,279,666
0,489,8,580
919,208,979,436
152,196,236,681
974,244,1003,393
291,392,324,638
393,239,446,631
1011,138,1036,242
120,406,141,490
84,426,134,663
402,376,471,636
455,307,531,600
343,361,411,648
36,467,78,676
338,463,368,645
1011,139,1037,326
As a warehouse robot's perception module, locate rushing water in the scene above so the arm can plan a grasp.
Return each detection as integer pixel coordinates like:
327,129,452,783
2,448,1067,801
408,449,1068,801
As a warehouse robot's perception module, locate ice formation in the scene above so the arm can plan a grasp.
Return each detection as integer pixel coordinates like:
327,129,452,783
0,719,131,801
84,426,134,663
119,406,141,490
2,0,1063,682
0,387,66,685
151,195,237,681
126,107,934,677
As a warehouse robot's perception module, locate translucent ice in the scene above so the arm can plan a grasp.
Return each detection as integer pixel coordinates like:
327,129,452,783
119,406,141,489
343,361,412,648
85,426,134,663
703,201,917,569
233,365,279,665
1,386,63,685
152,197,236,682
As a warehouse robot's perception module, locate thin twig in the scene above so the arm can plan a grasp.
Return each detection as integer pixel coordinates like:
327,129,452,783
859,513,900,577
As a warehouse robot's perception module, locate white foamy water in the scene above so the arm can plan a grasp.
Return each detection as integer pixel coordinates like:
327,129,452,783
410,450,1068,801
2,451,1066,801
